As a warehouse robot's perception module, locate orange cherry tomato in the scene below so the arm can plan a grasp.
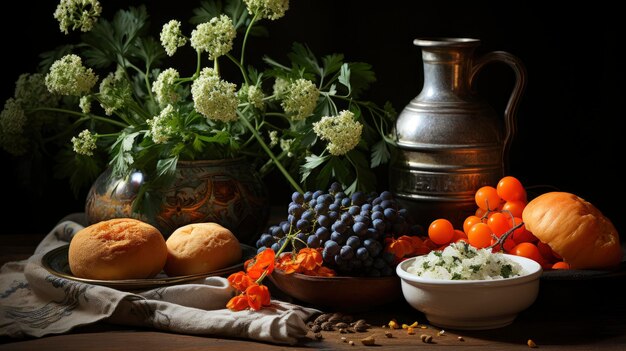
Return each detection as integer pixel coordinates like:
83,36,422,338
463,215,483,234
475,207,487,218
474,186,501,211
511,242,543,265
428,219,455,245
491,236,516,253
487,212,512,237
551,261,570,270
468,223,493,249
452,229,468,242
496,176,527,202
501,200,526,218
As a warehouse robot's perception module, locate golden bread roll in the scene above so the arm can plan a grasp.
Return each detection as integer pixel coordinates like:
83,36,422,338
522,191,622,269
164,222,242,276
68,218,168,280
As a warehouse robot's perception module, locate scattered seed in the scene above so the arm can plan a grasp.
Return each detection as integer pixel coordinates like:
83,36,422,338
341,336,347,343
420,325,427,329
361,335,376,346
458,336,465,341
314,313,331,325
527,339,538,348
349,340,355,346
437,329,446,336
388,320,400,329
339,328,347,334
420,334,433,343
328,315,342,323
384,331,393,338
321,321,334,331
407,326,415,335
354,325,368,332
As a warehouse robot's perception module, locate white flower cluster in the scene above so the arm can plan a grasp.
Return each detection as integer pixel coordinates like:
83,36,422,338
45,54,98,96
280,79,319,121
191,68,238,122
244,0,289,20
71,129,97,156
54,0,102,34
152,68,181,107
238,84,265,110
160,20,188,56
147,105,177,144
313,110,363,156
190,15,236,60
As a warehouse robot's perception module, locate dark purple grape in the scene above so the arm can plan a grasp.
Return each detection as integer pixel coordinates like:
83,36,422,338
257,246,267,254
292,191,304,204
364,239,382,257
302,209,315,222
316,214,330,228
361,203,372,213
312,190,324,199
307,235,321,248
384,208,397,221
315,227,330,241
329,203,340,212
296,218,311,232
372,218,385,232
271,242,281,252
346,235,361,249
288,204,304,217
314,202,328,215
352,222,368,237
340,197,350,207
330,231,346,245
303,191,313,201
331,221,346,233
340,245,354,260
356,247,370,260
380,190,393,200
354,214,370,225
351,192,366,206
348,205,360,216
280,221,291,235
329,182,342,194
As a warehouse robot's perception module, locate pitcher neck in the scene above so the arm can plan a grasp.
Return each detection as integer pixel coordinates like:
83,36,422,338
415,38,480,101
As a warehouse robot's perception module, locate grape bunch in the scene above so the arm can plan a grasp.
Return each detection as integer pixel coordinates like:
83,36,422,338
255,182,421,277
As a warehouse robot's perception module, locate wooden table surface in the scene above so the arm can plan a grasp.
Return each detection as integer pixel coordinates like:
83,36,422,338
1,231,626,350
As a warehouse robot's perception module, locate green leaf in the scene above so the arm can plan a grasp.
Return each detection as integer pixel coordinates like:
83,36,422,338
321,54,345,78
347,62,377,98
81,6,150,69
288,43,322,76
338,63,351,94
154,156,178,186
133,37,165,70
190,0,223,24
300,154,329,183
329,157,351,186
371,139,391,167
109,131,139,177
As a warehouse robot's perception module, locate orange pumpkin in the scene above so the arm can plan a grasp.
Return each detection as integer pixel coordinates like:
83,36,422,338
522,191,622,269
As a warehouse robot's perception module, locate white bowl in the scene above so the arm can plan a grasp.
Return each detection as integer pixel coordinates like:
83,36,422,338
396,253,542,330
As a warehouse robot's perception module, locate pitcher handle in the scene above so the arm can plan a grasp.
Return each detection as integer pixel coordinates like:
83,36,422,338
470,51,527,173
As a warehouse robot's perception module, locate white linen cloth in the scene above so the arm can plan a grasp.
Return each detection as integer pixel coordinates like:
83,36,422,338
0,219,319,345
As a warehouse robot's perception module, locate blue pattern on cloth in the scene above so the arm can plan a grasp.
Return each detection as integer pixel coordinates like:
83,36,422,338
0,220,318,345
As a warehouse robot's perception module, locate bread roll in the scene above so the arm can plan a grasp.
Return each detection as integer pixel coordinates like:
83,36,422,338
68,218,168,280
522,192,622,269
164,222,242,276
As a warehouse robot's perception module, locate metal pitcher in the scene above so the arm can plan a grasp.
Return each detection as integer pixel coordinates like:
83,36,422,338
390,38,527,227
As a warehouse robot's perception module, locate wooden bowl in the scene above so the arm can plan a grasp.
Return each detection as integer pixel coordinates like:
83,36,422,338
268,269,402,311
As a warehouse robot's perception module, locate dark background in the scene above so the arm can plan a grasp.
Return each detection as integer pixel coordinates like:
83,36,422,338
1,1,623,238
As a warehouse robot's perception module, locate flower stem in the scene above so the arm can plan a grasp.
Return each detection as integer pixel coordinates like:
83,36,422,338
226,53,250,86
237,111,303,193
240,12,260,68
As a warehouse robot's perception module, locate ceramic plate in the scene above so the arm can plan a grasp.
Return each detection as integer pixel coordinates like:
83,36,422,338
540,244,626,281
41,244,256,291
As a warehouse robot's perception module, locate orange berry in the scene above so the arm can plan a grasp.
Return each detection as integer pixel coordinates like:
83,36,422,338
487,212,512,237
467,223,493,249
511,242,543,265
463,215,483,234
428,218,455,245
551,261,570,270
475,186,501,211
501,200,526,218
496,176,527,202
